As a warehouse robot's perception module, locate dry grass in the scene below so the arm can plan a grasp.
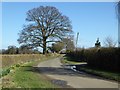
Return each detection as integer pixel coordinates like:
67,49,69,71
1,54,57,69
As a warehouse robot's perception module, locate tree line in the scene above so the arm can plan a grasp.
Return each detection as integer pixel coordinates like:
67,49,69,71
1,37,75,54
0,45,40,54
1,35,116,54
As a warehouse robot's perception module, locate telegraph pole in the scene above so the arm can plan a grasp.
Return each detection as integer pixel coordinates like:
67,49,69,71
76,32,79,51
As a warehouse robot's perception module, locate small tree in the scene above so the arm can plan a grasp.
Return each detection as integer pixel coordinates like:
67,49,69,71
18,6,72,54
62,37,75,52
19,45,33,54
95,38,101,47
50,42,64,53
8,46,18,54
1,49,6,54
103,36,116,47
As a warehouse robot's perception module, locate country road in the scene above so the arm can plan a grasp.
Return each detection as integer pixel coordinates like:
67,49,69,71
37,57,119,88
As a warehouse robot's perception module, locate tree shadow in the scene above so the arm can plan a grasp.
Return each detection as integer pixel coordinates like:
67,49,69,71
22,65,115,82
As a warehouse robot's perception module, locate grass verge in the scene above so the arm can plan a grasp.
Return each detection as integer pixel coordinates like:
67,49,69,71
77,66,120,82
61,56,86,65
2,54,60,88
62,55,120,82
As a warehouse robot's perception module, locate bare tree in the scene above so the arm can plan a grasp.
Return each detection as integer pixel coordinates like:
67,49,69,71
103,36,117,47
62,37,75,52
18,6,72,54
19,45,33,54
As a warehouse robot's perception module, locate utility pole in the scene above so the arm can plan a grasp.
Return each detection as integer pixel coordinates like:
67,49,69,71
117,3,120,85
66,36,68,52
76,32,79,51
118,1,120,47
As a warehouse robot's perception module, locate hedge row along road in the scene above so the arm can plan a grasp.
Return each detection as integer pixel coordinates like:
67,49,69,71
37,57,118,88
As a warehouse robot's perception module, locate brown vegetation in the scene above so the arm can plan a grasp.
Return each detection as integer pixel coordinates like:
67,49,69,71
1,54,56,68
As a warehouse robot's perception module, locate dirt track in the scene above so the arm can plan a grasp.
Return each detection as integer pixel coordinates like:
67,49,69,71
37,57,119,88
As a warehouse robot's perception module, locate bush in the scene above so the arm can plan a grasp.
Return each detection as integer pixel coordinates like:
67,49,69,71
66,48,86,62
85,47,119,72
15,64,20,67
67,47,119,72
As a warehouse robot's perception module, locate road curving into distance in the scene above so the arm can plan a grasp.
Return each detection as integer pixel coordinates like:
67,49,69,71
37,57,119,88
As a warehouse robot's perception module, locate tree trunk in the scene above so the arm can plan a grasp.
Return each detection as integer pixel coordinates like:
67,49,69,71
43,38,47,54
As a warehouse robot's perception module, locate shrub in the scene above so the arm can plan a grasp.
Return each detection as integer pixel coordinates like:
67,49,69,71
66,48,86,62
67,47,119,72
85,47,119,72
15,64,20,67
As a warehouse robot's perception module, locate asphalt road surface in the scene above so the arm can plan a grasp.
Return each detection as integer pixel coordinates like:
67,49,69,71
37,57,119,88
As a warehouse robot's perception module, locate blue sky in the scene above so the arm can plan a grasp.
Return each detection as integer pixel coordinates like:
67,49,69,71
2,2,118,49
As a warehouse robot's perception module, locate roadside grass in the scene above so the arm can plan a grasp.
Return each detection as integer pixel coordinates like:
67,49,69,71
1,53,59,78
2,54,60,88
62,55,120,82
61,56,86,65
77,66,120,82
13,61,58,88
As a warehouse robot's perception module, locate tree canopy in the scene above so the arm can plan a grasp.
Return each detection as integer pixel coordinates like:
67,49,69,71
18,6,73,54
49,37,75,53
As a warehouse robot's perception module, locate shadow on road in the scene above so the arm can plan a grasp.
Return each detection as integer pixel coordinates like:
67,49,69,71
22,65,111,81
